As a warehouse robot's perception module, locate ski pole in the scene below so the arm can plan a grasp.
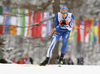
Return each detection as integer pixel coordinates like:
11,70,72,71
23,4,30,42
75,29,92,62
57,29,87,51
41,28,56,40
41,24,88,40
73,25,88,32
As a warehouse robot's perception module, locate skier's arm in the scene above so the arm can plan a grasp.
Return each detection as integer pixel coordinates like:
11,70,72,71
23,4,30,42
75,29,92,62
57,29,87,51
54,13,61,30
55,13,59,27
68,14,74,28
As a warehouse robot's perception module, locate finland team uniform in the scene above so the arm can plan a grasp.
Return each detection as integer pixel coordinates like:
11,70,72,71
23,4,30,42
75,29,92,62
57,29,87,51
40,6,75,66
47,12,74,57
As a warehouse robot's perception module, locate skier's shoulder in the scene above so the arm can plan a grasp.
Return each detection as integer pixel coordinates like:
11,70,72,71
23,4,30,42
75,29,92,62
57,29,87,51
55,12,62,21
55,12,61,17
57,12,62,18
68,12,74,19
55,13,59,19
58,12,61,15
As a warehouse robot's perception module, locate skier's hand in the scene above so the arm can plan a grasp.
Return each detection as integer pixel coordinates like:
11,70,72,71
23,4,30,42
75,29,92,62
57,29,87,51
59,20,69,26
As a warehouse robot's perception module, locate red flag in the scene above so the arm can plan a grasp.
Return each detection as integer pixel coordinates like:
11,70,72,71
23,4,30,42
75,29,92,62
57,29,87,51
35,12,42,37
83,19,92,42
0,25,3,34
77,19,81,42
31,12,35,37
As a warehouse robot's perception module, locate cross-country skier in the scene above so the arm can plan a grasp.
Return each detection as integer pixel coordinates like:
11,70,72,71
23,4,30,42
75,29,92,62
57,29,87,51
39,6,74,66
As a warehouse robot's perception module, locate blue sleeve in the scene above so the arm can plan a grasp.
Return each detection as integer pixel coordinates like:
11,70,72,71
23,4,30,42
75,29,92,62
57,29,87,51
71,14,74,20
54,13,59,27
68,14,74,27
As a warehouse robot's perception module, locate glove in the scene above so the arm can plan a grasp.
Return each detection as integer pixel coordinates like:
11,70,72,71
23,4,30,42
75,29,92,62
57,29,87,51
59,20,69,26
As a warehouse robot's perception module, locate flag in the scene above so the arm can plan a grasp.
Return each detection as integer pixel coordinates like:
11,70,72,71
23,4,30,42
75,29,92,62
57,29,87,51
17,8,21,35
31,11,35,37
0,6,3,15
4,7,10,34
27,10,31,37
0,6,3,34
0,25,3,34
77,19,81,42
47,13,52,34
89,20,94,42
98,21,100,44
93,21,98,43
35,12,42,37
80,18,84,42
72,19,77,41
75,18,84,42
0,15,3,25
83,19,92,43
10,25,16,35
24,9,31,37
10,7,17,35
41,12,47,37
0,6,3,24
24,9,28,37
20,8,25,36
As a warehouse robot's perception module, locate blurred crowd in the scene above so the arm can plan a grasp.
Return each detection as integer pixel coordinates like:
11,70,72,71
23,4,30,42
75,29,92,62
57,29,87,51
56,54,84,65
10,56,33,64
10,55,84,65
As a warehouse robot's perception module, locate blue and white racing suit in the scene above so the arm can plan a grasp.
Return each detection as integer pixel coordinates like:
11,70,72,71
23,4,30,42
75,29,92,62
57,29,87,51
46,12,74,57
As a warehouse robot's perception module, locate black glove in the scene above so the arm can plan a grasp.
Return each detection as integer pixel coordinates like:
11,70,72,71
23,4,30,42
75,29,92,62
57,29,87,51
61,20,66,26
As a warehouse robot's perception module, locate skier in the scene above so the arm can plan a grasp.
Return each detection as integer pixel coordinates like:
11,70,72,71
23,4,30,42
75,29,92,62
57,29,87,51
40,6,74,66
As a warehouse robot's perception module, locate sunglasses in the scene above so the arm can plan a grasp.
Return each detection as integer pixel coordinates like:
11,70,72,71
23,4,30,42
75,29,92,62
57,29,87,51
61,13,67,15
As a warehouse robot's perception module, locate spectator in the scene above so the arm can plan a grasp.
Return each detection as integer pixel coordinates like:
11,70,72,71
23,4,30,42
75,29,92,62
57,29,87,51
21,58,25,64
63,59,66,64
24,56,30,64
77,57,84,65
12,58,15,63
67,57,74,65
29,57,33,64
17,59,21,64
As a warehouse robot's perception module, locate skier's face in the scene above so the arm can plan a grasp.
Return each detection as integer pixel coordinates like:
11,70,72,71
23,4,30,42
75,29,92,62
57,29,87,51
61,13,67,18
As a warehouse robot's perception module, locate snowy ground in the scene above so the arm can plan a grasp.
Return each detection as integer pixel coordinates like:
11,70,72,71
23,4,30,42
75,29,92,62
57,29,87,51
0,64,100,74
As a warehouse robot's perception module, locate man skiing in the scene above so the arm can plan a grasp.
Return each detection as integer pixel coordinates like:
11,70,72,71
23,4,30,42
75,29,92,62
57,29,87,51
40,6,74,66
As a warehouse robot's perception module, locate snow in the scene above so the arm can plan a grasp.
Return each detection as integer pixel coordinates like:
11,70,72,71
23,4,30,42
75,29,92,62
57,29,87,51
0,64,100,74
